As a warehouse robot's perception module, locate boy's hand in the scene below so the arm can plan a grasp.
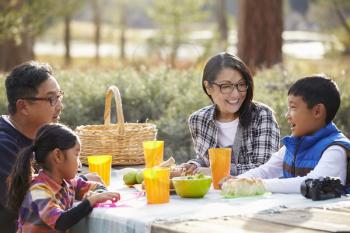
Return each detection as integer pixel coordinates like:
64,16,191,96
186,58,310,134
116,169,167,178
87,192,120,206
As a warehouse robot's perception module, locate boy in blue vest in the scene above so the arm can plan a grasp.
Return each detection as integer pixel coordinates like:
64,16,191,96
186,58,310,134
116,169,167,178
234,74,350,193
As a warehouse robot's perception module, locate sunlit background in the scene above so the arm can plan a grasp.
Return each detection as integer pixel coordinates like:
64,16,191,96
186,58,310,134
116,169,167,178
1,0,349,163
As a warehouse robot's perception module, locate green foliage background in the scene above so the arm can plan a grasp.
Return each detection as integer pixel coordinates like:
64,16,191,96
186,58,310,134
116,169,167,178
0,61,349,163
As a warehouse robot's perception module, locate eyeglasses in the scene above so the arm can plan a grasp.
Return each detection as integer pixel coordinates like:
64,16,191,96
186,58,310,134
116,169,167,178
209,81,248,94
22,90,64,107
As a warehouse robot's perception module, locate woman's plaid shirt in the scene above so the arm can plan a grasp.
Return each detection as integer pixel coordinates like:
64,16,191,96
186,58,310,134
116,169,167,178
188,103,280,175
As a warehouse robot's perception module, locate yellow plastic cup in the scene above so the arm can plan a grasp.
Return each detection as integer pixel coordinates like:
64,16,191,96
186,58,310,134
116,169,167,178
143,140,164,168
87,155,112,186
144,167,170,204
208,148,231,190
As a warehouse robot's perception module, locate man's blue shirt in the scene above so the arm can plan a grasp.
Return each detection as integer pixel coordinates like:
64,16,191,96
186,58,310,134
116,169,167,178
0,116,32,206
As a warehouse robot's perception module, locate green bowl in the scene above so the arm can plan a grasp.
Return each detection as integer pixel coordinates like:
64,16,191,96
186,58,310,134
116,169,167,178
172,176,212,198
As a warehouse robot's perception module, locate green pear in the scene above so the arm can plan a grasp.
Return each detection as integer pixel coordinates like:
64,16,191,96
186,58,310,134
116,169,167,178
123,171,137,185
136,169,144,184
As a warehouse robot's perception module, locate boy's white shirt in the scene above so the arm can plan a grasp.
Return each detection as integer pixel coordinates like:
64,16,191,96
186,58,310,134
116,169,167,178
238,145,347,193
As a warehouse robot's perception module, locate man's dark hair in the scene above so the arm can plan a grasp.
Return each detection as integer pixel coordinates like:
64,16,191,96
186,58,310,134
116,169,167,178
288,74,340,124
5,61,53,114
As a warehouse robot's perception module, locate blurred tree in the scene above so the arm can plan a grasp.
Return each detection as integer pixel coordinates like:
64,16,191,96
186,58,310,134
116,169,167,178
332,0,350,54
289,0,309,16
118,1,127,61
0,0,51,71
91,0,101,64
0,0,83,71
217,0,228,51
0,1,23,43
105,0,129,61
333,1,350,33
147,0,207,67
64,14,72,66
63,0,83,66
309,0,350,54
237,0,283,71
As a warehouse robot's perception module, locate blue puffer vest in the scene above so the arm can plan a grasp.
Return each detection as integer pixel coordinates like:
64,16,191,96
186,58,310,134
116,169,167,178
282,123,350,190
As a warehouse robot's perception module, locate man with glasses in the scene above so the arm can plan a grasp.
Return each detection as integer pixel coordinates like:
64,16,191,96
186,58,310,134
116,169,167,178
0,61,100,232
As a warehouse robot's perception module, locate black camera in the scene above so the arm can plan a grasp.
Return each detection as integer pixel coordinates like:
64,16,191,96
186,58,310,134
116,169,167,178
300,177,344,201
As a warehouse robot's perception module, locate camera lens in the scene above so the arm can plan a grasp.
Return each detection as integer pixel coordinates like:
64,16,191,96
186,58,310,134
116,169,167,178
300,179,313,198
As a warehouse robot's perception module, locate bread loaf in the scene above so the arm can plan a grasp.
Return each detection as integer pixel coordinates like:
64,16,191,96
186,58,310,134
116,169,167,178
221,177,266,197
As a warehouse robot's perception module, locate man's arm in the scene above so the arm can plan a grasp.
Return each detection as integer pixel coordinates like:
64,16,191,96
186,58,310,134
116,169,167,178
0,137,21,206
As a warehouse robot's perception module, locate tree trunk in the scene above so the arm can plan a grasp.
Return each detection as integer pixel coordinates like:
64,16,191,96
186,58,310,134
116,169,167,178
0,33,34,71
92,0,101,64
170,16,181,68
217,0,228,51
64,14,72,66
170,37,179,68
237,0,283,71
119,3,127,61
0,0,34,71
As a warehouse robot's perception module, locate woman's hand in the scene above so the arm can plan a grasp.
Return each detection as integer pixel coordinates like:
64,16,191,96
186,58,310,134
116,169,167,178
194,167,211,176
179,163,198,175
87,192,120,206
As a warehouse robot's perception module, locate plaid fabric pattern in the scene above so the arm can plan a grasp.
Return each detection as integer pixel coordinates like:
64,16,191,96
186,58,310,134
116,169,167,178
188,103,280,175
17,171,99,233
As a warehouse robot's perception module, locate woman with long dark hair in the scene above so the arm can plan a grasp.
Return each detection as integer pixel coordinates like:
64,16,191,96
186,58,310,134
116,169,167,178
182,53,280,175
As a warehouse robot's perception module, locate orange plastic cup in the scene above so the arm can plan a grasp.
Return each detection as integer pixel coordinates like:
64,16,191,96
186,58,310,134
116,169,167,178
208,148,231,189
87,155,112,186
144,167,170,204
143,141,164,168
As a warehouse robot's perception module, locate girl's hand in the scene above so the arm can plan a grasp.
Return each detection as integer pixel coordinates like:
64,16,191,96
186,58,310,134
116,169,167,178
87,192,120,206
83,191,94,199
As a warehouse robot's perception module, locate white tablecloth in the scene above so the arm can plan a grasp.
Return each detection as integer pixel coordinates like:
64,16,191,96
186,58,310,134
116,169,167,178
72,169,350,233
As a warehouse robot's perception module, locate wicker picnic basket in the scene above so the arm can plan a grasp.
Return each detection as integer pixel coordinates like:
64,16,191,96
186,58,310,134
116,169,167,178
76,85,157,165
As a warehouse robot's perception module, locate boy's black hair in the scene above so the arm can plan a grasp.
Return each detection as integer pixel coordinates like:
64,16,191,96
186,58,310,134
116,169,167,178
5,61,53,115
288,74,340,124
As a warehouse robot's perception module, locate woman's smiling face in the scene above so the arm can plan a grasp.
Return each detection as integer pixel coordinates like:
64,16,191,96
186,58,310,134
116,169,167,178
205,68,247,121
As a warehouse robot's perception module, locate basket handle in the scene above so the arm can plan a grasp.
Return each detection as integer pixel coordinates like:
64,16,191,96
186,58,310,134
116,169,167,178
103,85,125,133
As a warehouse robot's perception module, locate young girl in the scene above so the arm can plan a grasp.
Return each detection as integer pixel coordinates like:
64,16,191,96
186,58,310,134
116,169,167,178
7,123,120,232
181,53,280,176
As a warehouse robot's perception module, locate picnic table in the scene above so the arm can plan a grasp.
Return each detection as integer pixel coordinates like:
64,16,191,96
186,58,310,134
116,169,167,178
72,169,350,233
